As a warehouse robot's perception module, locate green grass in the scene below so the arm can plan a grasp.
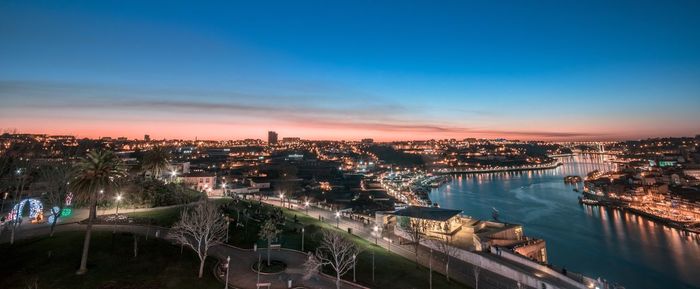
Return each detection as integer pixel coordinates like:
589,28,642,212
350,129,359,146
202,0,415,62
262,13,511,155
0,231,222,289
124,207,184,227
225,199,472,289
124,199,233,227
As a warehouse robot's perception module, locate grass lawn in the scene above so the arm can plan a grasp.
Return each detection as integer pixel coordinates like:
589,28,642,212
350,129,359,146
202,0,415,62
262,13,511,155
0,231,222,289
124,199,232,227
224,199,472,289
124,207,184,227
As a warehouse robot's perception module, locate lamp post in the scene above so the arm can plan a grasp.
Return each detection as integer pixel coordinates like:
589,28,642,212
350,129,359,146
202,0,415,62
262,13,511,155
226,219,230,243
352,254,356,282
304,200,310,214
113,194,122,233
170,170,177,184
256,254,261,285
279,193,285,208
115,194,122,215
373,225,379,245
1,192,8,214
335,211,340,228
301,227,305,252
224,256,230,289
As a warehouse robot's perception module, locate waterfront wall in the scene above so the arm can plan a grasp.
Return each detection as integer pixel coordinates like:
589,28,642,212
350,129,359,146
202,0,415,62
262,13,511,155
395,229,592,289
488,247,596,289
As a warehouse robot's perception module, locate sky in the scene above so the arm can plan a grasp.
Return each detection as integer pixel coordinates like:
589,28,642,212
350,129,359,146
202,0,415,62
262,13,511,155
1,1,699,141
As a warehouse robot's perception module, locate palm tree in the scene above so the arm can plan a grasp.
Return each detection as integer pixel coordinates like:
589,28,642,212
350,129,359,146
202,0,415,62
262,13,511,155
72,150,127,275
141,147,171,180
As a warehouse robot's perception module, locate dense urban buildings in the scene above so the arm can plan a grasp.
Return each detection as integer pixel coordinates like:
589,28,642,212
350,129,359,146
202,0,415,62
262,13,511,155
2,130,700,288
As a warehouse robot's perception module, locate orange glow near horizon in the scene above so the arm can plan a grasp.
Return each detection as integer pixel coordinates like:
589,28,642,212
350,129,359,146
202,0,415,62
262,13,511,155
2,116,696,142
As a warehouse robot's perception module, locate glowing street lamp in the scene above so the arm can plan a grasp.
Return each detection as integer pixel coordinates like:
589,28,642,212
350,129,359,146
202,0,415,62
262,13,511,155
113,193,123,233
224,256,231,289
373,225,379,245
304,200,310,214
115,194,123,215
226,219,230,242
335,211,340,228
301,227,305,252
352,253,356,282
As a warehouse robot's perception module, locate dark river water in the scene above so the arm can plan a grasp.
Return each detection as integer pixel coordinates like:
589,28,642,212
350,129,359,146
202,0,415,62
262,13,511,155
430,155,700,289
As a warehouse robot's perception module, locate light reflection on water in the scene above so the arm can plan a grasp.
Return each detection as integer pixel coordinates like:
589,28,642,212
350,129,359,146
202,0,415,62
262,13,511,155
431,155,700,289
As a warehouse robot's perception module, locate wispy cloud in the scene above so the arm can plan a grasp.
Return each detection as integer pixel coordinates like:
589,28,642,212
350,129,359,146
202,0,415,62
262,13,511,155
0,80,606,139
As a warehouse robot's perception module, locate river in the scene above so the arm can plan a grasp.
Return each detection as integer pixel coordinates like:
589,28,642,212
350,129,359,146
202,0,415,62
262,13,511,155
430,154,700,289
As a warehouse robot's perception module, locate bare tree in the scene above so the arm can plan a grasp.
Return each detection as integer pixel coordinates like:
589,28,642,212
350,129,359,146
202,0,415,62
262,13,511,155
8,159,33,245
258,218,281,266
168,201,227,278
430,231,459,281
304,230,361,289
302,251,322,280
38,165,73,237
399,216,428,265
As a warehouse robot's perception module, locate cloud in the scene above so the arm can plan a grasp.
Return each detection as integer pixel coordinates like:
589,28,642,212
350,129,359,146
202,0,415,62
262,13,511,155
0,79,605,139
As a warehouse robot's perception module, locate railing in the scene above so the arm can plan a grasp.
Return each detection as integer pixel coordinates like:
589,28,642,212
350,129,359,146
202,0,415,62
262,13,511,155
394,228,592,289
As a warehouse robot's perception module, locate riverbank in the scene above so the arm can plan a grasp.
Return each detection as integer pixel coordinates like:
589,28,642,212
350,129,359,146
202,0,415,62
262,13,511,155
429,155,700,289
579,192,700,235
579,197,700,235
435,161,562,174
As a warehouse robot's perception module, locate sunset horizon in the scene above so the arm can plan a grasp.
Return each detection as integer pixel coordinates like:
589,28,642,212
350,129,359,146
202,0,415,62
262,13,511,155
2,2,700,289
2,1,699,142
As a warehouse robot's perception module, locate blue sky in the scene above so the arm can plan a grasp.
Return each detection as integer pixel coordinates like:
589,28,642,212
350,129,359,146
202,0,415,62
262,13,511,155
1,1,699,140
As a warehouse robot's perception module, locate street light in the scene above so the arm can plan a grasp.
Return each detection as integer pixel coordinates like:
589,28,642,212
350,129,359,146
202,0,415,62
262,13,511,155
224,256,230,289
226,219,230,242
304,200,310,214
1,192,8,214
301,227,305,252
352,253,356,282
113,194,122,233
335,211,340,228
279,193,285,208
373,225,379,245
115,194,123,215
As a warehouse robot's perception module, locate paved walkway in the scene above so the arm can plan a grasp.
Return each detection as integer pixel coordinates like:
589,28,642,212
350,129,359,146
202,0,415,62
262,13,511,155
266,199,584,289
1,210,365,289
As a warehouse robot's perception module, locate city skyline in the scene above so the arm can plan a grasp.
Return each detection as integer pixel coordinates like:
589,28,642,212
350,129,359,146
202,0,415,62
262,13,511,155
2,1,700,141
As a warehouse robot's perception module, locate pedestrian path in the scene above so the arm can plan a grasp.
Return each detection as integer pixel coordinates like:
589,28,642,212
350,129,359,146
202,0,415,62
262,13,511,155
1,219,365,289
